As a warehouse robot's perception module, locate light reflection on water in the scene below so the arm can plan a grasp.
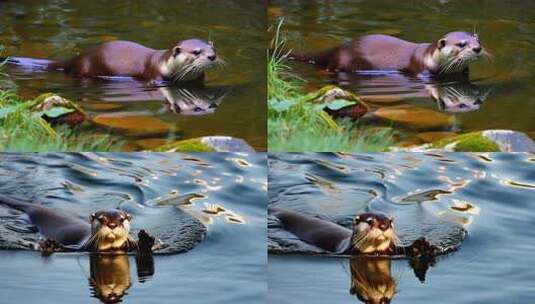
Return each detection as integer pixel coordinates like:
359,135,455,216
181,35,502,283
268,152,535,304
269,0,535,143
0,0,266,150
0,152,267,304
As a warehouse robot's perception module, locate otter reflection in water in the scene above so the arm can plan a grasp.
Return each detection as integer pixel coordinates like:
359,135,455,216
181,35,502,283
159,85,229,115
335,72,492,113
334,72,491,114
350,258,396,304
426,82,490,113
94,83,230,116
89,252,155,304
349,255,437,304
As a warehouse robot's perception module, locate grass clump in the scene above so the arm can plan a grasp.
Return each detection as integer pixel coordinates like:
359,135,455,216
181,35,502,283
268,20,393,152
0,90,121,152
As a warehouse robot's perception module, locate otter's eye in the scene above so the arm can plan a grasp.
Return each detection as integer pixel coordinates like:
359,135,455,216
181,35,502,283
457,41,467,48
192,49,202,55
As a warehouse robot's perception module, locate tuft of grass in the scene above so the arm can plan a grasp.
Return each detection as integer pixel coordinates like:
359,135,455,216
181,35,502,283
267,20,393,152
0,90,122,152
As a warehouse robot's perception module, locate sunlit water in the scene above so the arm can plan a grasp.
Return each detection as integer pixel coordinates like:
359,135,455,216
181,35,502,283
0,0,266,151
269,0,535,144
268,152,535,303
0,152,267,303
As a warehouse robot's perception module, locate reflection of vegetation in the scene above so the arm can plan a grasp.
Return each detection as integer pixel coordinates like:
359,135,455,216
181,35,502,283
0,90,120,151
268,21,393,152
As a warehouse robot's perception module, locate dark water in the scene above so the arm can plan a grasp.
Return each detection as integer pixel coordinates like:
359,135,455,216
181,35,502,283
269,0,535,144
268,152,535,303
0,152,267,303
0,0,266,151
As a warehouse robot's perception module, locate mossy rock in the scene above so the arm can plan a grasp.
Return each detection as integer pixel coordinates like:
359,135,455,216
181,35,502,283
301,85,369,120
31,93,87,125
431,132,500,152
153,136,254,152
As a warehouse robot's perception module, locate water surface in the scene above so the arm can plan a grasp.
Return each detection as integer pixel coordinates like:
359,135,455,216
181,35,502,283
0,0,266,151
0,152,267,303
268,152,535,303
269,0,535,145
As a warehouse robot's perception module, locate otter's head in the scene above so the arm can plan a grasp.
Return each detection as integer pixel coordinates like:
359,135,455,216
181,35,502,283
430,31,487,74
88,209,132,252
163,38,222,82
351,213,397,254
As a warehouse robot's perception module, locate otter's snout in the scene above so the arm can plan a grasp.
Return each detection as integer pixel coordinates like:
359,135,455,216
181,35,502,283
207,54,216,61
472,46,482,54
379,222,390,231
108,222,118,229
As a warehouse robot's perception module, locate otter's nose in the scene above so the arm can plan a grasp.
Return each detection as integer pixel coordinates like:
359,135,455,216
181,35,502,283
473,46,482,53
108,223,117,229
379,223,388,230
207,54,216,61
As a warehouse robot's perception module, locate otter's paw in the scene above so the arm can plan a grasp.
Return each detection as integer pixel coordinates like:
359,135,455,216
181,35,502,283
39,238,63,255
409,237,440,258
138,230,156,254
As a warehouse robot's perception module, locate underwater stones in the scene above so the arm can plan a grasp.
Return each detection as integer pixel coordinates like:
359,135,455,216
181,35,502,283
416,131,457,143
92,114,173,136
154,136,255,152
374,105,452,130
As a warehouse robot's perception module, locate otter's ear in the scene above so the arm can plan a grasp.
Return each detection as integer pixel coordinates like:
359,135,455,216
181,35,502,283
89,213,95,222
172,46,181,57
438,39,447,50
126,213,132,221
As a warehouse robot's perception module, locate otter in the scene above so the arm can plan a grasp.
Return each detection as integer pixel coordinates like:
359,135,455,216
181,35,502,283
289,31,488,77
270,207,438,256
3,39,223,83
0,196,154,253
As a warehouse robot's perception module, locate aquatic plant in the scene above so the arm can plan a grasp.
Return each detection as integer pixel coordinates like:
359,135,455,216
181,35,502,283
267,20,393,152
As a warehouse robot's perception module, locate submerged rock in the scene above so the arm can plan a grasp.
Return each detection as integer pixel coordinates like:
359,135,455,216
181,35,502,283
153,136,255,152
417,131,457,143
374,105,452,130
92,114,173,136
